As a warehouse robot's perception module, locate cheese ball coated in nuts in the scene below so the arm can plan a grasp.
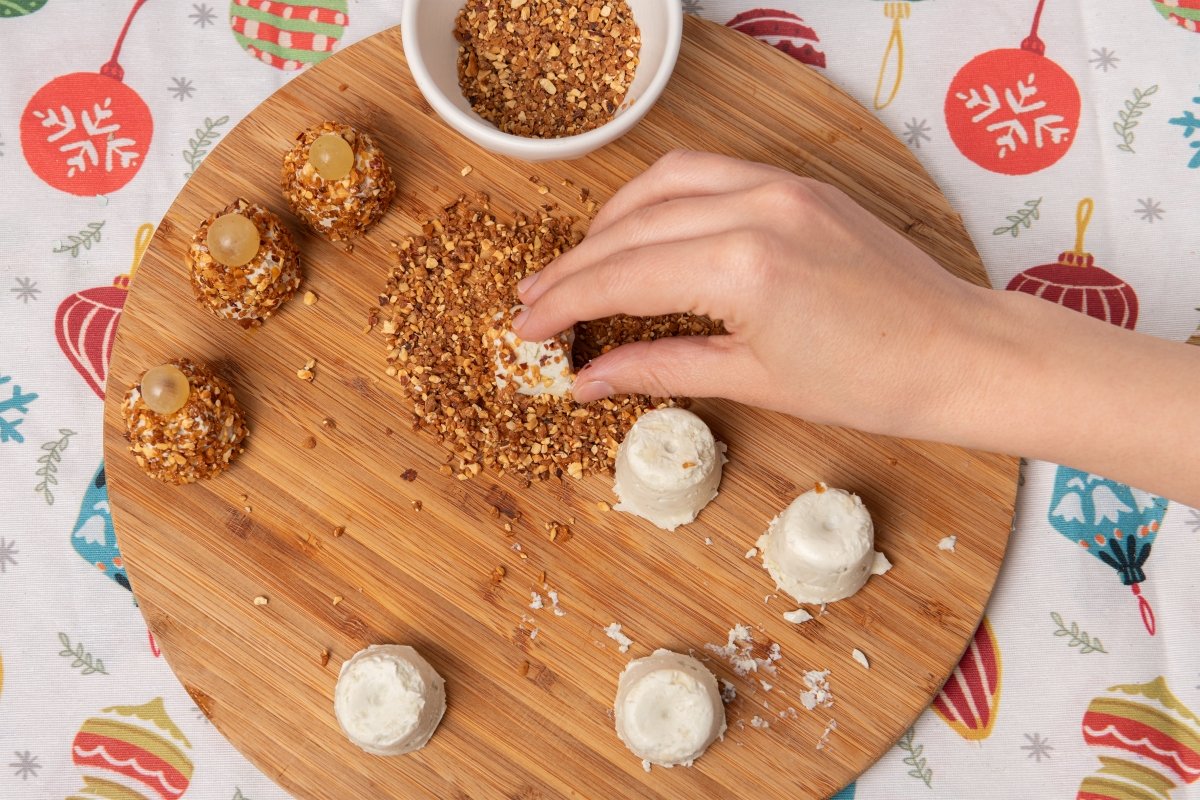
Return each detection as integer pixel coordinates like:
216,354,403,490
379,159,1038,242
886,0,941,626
188,198,302,329
123,359,249,485
281,121,395,242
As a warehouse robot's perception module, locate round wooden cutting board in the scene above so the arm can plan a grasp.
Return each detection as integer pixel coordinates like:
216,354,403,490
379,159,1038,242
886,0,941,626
104,17,1018,800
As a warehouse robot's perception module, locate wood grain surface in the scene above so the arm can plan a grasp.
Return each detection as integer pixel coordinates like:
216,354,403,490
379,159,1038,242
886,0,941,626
103,18,1019,800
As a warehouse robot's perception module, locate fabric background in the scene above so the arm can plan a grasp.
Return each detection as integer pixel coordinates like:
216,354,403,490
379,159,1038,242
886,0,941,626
1,1,1198,798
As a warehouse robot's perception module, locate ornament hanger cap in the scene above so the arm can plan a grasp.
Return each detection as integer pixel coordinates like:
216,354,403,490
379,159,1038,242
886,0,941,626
1020,0,1048,54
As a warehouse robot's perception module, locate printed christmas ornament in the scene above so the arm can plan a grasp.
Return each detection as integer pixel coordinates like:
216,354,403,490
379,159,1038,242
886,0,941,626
1007,199,1139,330
726,9,826,69
57,224,152,399
0,0,47,17
831,783,856,800
1078,677,1200,799
1151,0,1200,32
20,0,153,197
72,462,129,592
944,0,1080,175
870,1,930,110
230,0,349,71
932,617,1002,740
1049,468,1167,635
71,697,193,800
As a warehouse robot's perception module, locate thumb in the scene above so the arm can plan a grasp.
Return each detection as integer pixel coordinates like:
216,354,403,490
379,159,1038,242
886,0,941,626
572,335,764,404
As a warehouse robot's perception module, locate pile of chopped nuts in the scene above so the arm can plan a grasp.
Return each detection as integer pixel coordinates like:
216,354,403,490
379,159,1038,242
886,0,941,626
455,0,641,138
377,197,721,482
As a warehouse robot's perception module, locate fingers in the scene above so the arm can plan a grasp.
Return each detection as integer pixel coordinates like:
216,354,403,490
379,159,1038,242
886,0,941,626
587,149,790,237
513,231,765,342
519,189,762,306
572,335,766,403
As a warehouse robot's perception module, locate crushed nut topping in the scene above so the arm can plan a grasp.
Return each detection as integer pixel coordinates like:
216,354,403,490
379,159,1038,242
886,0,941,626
455,0,641,138
376,198,720,482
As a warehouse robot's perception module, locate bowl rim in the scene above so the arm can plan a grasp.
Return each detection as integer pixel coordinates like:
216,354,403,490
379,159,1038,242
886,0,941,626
400,0,683,159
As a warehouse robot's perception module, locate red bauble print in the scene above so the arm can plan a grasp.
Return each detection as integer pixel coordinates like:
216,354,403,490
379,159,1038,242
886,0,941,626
944,0,1080,175
1007,199,1139,330
932,617,1002,741
726,9,826,68
20,0,153,197
55,224,152,399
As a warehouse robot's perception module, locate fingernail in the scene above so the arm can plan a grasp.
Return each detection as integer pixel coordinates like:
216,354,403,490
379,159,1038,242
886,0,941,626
512,307,531,334
517,272,540,297
572,379,614,403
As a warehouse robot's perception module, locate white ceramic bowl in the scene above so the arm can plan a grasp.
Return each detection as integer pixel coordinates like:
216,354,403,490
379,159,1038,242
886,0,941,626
401,0,682,162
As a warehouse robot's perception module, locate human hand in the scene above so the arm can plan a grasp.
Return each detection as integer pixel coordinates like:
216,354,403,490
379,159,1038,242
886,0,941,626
513,149,1004,441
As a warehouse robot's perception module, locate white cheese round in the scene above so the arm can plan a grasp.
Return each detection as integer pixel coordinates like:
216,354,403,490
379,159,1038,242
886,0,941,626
334,644,446,756
613,408,727,530
614,649,726,768
490,305,575,397
757,485,882,604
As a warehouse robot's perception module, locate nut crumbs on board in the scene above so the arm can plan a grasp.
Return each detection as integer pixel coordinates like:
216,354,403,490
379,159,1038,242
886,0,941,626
253,596,268,606
376,199,721,482
303,290,318,306
332,525,346,538
319,648,330,667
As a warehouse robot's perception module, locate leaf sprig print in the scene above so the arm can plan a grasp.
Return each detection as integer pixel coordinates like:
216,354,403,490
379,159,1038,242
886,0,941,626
34,428,75,505
897,727,933,788
1051,612,1108,654
1114,85,1159,153
58,632,109,675
992,198,1042,237
184,115,230,178
53,222,105,257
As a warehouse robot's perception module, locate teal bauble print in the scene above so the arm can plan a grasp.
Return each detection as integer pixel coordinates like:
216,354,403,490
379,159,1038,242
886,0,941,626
0,0,48,18
1048,467,1168,634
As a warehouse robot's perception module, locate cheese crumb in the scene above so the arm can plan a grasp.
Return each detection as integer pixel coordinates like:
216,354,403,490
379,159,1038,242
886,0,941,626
872,551,893,575
799,670,833,710
783,609,814,625
816,719,838,751
719,679,737,703
547,589,566,617
704,624,782,677
704,537,713,546
938,535,957,552
529,592,544,610
603,623,633,653
750,715,770,729
744,547,758,559
851,649,870,669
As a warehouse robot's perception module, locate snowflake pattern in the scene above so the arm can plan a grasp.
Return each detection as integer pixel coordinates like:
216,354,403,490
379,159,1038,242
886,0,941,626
1187,508,1200,534
9,750,40,780
11,277,40,303
681,0,705,14
1168,92,1200,169
902,118,931,149
955,73,1071,160
168,77,196,102
32,97,141,178
189,2,216,27
1089,47,1119,72
1021,732,1054,762
1134,198,1165,223
0,538,17,573
0,374,38,444
0,133,5,157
